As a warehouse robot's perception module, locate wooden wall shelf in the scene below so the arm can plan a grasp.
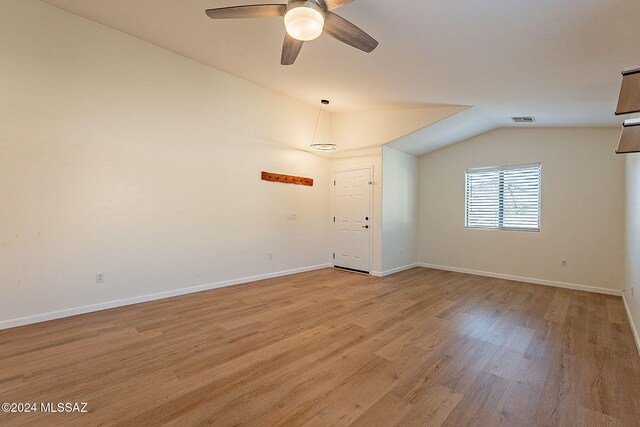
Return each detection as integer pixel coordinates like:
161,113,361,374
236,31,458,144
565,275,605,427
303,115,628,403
261,171,314,186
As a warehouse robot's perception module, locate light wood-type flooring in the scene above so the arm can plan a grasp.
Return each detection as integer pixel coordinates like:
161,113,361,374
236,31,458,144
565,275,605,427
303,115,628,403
1,267,639,426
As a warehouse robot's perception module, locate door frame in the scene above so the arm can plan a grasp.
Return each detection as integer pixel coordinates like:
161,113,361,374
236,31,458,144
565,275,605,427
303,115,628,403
332,165,374,274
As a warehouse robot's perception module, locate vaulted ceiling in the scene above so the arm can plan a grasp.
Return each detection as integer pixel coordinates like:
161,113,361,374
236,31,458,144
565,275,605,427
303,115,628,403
43,0,640,154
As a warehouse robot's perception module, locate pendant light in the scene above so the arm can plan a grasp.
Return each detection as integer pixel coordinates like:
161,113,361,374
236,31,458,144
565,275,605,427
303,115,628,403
614,66,640,154
310,100,337,152
616,118,640,154
616,66,640,116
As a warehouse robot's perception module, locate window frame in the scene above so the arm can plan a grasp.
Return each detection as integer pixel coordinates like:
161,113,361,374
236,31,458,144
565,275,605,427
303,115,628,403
464,162,542,232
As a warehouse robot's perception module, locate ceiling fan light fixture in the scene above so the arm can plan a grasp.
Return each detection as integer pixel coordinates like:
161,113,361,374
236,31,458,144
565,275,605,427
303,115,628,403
284,2,325,41
205,0,379,65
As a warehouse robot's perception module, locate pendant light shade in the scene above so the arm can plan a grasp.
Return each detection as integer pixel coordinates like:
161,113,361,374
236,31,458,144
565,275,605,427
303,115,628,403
616,119,640,154
309,143,338,152
614,65,640,154
310,100,337,152
616,66,640,116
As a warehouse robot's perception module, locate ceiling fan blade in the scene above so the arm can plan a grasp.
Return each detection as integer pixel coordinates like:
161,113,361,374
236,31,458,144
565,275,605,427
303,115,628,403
205,4,286,19
322,0,354,11
323,12,378,53
281,33,304,65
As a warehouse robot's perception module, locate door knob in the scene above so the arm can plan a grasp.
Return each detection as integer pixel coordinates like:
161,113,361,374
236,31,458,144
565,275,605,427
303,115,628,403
362,225,369,229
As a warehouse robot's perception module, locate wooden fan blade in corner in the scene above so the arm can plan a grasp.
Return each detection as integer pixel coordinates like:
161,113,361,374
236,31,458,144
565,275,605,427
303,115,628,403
324,12,378,53
205,4,286,19
323,0,354,11
281,33,304,65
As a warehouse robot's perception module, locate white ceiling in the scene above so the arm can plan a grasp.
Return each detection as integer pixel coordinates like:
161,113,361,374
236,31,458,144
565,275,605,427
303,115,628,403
42,0,640,155
388,107,498,156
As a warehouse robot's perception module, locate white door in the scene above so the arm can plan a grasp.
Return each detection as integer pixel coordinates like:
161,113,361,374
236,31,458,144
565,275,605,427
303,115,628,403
334,168,372,273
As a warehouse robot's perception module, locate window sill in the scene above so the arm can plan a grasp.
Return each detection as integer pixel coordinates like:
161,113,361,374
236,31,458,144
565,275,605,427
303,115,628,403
465,226,540,233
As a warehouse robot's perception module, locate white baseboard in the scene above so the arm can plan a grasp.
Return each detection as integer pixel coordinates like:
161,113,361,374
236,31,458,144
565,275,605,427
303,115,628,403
371,263,419,277
622,292,640,356
417,263,622,296
0,263,332,331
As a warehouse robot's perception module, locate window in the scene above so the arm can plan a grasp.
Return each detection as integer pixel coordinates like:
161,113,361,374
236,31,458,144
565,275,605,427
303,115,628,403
465,163,541,231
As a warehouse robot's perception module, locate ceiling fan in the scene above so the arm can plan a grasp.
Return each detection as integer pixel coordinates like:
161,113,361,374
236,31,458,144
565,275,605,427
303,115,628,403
205,0,378,65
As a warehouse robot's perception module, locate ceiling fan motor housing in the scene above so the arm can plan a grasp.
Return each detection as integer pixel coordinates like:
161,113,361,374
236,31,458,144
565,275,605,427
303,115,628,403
288,0,327,11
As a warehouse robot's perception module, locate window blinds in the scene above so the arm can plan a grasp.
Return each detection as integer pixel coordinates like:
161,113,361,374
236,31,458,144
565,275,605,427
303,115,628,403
465,163,541,231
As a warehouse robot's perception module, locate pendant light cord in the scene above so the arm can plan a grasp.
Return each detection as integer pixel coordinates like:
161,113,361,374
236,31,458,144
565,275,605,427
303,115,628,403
328,104,335,144
310,100,336,150
311,104,323,145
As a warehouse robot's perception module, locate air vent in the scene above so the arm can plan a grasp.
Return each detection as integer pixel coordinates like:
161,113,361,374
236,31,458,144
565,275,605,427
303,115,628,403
512,117,536,123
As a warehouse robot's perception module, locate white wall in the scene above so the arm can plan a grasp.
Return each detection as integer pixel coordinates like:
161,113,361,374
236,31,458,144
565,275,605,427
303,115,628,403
0,0,331,326
380,146,418,273
418,128,625,291
624,153,640,351
330,147,382,273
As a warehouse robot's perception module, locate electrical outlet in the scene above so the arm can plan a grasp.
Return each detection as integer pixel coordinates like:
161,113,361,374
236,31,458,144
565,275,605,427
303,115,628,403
400,249,404,256
268,252,273,261
96,272,104,284
561,260,568,268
